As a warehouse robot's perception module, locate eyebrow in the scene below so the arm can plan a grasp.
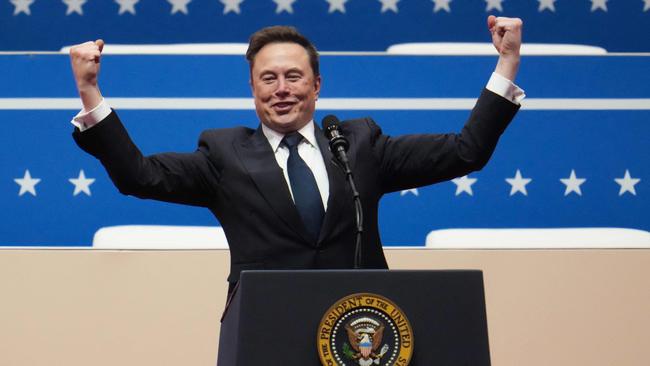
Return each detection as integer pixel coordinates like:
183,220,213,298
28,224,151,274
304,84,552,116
285,67,303,74
258,66,304,75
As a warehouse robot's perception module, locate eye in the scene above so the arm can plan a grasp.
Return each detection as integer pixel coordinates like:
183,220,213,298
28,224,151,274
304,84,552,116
286,73,301,82
261,74,277,84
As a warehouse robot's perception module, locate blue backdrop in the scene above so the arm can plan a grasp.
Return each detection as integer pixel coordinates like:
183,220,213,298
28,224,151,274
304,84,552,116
1,0,650,52
0,54,647,246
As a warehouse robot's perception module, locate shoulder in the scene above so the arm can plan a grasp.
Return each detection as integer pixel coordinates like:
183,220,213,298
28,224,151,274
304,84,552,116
340,117,381,134
339,117,385,144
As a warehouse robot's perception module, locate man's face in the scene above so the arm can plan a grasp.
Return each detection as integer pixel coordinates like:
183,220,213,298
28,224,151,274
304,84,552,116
250,42,321,133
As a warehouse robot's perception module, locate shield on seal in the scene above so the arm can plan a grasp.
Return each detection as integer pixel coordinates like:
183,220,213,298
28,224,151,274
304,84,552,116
359,340,372,358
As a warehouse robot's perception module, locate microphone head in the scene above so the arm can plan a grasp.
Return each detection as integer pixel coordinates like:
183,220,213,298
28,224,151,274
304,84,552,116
321,115,349,153
321,115,341,138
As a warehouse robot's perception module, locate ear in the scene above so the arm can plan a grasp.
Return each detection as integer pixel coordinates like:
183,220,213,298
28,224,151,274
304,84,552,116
313,75,322,100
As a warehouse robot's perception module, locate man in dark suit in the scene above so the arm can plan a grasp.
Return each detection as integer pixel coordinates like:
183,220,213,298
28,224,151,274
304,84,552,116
69,17,524,292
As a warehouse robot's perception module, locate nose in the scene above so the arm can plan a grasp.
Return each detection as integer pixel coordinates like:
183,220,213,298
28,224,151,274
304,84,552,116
274,77,290,97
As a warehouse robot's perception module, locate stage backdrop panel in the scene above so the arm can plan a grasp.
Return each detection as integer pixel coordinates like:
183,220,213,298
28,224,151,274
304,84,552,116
1,0,650,52
0,54,648,246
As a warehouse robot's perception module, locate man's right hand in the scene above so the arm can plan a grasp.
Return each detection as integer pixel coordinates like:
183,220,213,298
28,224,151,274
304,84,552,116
69,39,104,111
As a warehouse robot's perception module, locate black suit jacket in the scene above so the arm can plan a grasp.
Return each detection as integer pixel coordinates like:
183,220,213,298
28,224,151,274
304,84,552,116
73,89,519,285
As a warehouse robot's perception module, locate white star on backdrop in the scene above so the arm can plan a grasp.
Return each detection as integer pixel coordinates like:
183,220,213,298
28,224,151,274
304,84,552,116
538,0,556,12
560,170,586,196
379,0,399,13
505,169,532,196
326,0,347,13
644,0,650,11
273,0,296,14
432,0,451,13
10,0,34,15
590,0,607,12
451,175,477,196
400,188,419,197
614,170,641,196
220,0,243,14
69,170,96,196
485,0,504,12
14,170,41,197
62,0,85,15
168,0,191,14
115,0,138,15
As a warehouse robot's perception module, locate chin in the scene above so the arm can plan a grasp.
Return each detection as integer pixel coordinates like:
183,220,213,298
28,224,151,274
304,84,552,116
273,116,303,129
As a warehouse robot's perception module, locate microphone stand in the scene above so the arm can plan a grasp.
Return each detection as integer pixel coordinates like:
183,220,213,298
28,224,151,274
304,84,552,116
333,150,363,269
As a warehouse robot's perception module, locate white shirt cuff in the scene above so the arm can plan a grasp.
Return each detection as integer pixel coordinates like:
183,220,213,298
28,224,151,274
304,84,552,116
70,99,112,131
486,72,526,105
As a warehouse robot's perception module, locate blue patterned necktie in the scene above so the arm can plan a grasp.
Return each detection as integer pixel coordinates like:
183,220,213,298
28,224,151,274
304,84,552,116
282,132,325,242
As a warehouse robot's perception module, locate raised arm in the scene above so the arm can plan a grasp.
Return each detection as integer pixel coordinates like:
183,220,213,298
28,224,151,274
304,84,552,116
375,16,524,192
68,40,220,207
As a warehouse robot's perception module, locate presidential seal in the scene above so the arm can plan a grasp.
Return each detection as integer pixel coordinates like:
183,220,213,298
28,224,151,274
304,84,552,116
317,293,414,366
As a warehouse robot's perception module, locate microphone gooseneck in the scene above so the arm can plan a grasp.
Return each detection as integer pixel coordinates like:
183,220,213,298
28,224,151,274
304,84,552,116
321,115,363,269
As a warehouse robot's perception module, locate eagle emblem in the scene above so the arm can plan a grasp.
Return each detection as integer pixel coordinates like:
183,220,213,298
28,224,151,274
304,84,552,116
344,317,390,366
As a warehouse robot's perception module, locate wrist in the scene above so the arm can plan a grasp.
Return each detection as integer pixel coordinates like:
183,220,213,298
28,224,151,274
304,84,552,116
495,55,520,82
76,80,98,92
77,84,103,111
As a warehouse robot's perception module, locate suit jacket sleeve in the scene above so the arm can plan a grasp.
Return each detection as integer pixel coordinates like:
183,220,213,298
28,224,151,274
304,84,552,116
72,110,221,207
370,88,520,193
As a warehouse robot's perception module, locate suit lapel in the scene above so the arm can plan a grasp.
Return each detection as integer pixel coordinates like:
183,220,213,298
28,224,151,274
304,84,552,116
234,126,313,244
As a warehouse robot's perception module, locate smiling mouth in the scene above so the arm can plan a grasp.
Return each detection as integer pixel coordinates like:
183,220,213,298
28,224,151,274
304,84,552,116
272,101,296,113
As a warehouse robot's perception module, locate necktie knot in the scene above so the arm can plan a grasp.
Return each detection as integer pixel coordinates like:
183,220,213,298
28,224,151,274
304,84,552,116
282,132,303,149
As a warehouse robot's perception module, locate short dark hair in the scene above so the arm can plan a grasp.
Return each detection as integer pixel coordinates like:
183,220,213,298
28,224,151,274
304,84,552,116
246,26,320,76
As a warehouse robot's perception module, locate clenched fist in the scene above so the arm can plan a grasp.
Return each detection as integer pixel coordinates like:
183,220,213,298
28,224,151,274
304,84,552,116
69,39,104,111
487,16,523,81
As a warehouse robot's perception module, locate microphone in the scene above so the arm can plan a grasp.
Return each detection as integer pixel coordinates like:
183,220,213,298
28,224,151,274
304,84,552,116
321,115,349,165
321,115,363,269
